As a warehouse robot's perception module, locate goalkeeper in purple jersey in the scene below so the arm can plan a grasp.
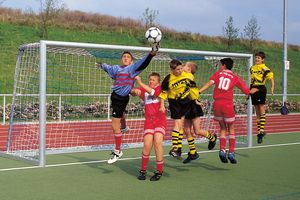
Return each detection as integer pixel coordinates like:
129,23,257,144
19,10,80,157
97,44,159,164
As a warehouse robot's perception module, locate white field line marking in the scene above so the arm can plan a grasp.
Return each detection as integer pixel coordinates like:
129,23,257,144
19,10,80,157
1,142,300,172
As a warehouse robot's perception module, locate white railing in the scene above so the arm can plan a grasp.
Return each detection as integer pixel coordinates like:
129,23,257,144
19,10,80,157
0,93,111,124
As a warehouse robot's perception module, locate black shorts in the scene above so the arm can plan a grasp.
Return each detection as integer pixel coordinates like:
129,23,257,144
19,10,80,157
185,100,204,120
111,91,129,118
250,85,267,105
168,98,191,119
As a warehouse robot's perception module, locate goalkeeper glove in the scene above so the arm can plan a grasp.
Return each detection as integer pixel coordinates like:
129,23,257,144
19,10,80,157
151,42,160,53
95,62,103,70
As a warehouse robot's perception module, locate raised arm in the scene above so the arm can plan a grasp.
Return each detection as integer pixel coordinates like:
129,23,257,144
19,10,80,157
199,80,214,94
131,43,160,74
135,76,153,94
133,53,155,73
96,62,118,79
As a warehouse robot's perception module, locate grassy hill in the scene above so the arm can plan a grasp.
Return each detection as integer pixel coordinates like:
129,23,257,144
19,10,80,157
0,8,299,97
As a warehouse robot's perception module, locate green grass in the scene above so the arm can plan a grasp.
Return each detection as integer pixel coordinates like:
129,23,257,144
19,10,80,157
0,132,299,200
0,22,300,95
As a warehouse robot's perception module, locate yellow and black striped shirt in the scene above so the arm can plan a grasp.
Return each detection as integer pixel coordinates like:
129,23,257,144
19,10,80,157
250,64,274,86
159,71,197,100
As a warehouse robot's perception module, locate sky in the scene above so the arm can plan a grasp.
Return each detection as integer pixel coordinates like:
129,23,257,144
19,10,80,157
2,0,300,45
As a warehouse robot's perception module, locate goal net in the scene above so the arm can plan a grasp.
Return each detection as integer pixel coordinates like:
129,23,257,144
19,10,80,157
2,41,253,166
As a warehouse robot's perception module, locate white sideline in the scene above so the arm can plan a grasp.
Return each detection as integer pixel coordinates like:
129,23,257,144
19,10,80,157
0,142,300,172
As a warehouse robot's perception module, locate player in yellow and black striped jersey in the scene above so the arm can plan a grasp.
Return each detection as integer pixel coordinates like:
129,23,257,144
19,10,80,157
159,59,192,159
159,60,216,159
179,62,217,163
250,51,274,144
159,68,195,101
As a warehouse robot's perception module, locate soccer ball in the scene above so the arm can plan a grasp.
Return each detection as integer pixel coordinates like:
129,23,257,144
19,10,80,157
145,27,162,44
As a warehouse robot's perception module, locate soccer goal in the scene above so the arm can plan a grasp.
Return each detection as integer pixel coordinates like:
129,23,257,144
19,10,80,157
2,40,253,166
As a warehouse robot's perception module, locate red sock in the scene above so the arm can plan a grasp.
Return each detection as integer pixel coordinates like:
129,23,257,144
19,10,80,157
220,136,226,151
141,153,150,171
156,160,164,173
229,134,235,152
114,133,122,151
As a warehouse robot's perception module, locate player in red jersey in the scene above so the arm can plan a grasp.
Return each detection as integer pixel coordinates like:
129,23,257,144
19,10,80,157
131,73,166,181
199,58,252,164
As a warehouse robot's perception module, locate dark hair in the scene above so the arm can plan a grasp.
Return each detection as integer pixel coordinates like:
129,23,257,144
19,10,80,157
122,51,133,60
149,72,160,82
255,51,266,59
220,58,234,70
170,59,182,69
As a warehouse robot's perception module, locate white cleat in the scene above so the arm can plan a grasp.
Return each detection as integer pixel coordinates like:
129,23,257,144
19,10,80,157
107,150,123,164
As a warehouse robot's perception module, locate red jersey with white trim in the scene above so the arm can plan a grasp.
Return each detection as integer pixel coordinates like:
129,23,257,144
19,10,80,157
138,85,165,118
210,69,250,102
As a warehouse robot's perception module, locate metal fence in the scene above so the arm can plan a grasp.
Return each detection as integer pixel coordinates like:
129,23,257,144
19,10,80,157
1,93,299,125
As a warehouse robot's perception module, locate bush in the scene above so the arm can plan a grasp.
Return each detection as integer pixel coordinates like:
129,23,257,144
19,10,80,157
1,99,299,123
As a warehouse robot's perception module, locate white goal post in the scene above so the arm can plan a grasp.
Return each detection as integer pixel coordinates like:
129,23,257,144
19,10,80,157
3,40,253,167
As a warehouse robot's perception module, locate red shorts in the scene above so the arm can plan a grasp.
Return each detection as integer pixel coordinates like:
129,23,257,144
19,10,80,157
144,114,167,136
213,101,235,123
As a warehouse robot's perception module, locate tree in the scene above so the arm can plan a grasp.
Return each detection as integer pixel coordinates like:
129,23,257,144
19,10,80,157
141,8,159,28
223,16,239,49
243,16,261,51
38,0,65,39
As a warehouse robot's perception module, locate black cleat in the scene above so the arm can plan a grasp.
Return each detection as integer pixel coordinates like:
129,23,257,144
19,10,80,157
257,132,265,144
137,170,147,180
227,152,237,164
169,147,182,160
208,133,217,150
183,152,199,164
177,148,182,157
219,150,228,163
150,171,162,181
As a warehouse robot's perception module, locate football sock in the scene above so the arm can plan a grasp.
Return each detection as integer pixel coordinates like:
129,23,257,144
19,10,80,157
156,160,164,173
220,135,226,151
229,134,235,152
171,130,179,149
177,129,183,149
114,133,122,152
259,113,266,132
141,153,150,171
205,131,216,141
187,137,196,154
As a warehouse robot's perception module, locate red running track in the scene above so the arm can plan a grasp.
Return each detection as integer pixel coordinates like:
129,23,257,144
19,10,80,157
0,114,299,151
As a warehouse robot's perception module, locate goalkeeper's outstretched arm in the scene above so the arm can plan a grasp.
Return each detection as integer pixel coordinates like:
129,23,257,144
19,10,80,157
95,62,117,79
134,42,160,72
